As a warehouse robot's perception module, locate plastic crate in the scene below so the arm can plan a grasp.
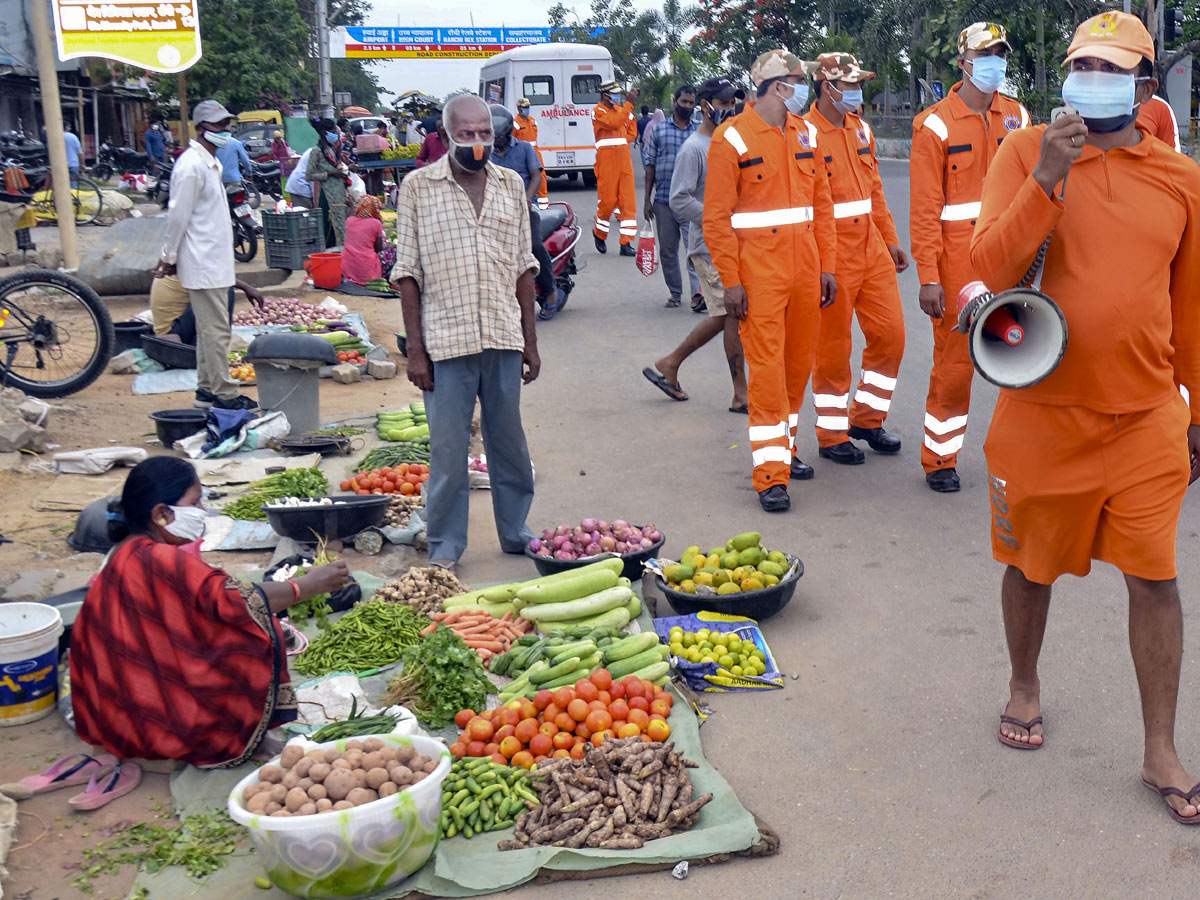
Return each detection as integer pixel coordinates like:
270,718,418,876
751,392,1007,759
264,235,325,270
261,208,323,243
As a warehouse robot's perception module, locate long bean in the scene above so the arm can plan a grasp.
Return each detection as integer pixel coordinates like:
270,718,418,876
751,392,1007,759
293,601,429,676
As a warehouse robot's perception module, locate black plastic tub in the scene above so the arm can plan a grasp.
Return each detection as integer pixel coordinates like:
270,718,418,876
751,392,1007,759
653,556,804,621
149,409,206,446
524,531,665,582
113,321,153,355
262,494,390,542
141,334,197,370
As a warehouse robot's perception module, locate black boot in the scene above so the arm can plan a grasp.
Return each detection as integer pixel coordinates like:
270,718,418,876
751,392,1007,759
789,458,814,480
817,441,866,465
619,243,636,257
926,468,961,493
848,425,901,454
758,484,790,512
594,234,607,254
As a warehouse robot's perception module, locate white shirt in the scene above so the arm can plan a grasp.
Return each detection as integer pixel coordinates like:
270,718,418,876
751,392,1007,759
159,140,235,290
285,148,314,196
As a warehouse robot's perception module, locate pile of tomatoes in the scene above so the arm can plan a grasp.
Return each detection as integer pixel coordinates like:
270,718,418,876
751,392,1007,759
340,463,429,496
336,350,364,363
449,668,673,769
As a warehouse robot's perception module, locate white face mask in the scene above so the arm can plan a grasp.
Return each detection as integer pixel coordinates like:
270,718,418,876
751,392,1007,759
164,505,207,542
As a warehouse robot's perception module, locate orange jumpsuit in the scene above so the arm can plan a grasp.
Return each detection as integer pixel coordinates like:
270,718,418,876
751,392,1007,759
910,82,1028,472
705,107,837,491
804,107,904,447
1137,94,1181,151
514,112,549,208
971,122,1200,583
592,100,638,245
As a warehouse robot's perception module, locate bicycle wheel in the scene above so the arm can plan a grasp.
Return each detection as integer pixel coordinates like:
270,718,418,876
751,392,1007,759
0,268,114,398
72,178,104,225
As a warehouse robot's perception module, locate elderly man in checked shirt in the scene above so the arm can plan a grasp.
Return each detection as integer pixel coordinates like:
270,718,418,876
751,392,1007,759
390,94,541,570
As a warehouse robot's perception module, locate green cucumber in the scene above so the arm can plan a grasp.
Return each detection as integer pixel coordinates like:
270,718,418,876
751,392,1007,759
602,631,659,663
528,656,580,685
549,640,596,665
626,661,670,682
536,606,631,633
516,568,620,605
626,593,641,619
607,647,667,680
519,586,633,623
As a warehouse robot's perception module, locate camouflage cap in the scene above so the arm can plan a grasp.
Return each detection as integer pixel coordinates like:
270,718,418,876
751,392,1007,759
750,49,813,87
517,97,531,107
958,22,1011,55
812,52,876,83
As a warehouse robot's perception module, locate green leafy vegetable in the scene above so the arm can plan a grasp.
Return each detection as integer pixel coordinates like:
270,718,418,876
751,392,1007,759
383,625,495,728
220,467,328,521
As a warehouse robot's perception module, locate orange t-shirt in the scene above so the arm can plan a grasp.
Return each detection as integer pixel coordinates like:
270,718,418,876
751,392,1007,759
1137,95,1181,151
970,123,1200,422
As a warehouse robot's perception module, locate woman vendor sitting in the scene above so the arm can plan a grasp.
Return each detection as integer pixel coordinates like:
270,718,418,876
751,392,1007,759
70,457,349,768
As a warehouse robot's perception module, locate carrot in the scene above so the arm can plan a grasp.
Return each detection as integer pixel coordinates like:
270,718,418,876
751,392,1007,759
457,624,493,636
476,648,493,660
441,609,465,625
421,621,438,636
501,610,513,621
464,639,504,652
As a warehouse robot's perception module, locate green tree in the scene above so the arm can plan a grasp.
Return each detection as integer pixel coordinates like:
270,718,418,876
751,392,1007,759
296,0,384,110
547,0,666,83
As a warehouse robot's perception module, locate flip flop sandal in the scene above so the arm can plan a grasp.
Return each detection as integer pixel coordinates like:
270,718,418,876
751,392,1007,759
664,297,681,308
728,404,749,414
17,753,118,794
1142,778,1200,824
68,762,143,811
997,703,1044,750
642,366,688,401
691,294,707,313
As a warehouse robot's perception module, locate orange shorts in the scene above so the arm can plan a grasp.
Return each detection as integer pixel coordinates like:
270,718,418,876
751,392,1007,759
983,394,1191,585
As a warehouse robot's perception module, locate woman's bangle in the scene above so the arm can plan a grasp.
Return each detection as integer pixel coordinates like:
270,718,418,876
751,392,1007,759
287,579,301,604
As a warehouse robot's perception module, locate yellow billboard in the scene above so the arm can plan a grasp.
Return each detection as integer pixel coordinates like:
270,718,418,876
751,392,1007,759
51,0,202,73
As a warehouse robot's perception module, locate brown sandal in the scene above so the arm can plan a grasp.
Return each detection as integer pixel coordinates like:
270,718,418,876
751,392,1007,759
1142,778,1200,824
997,703,1044,750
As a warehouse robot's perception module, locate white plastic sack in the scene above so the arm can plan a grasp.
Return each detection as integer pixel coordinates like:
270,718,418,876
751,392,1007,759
49,446,147,475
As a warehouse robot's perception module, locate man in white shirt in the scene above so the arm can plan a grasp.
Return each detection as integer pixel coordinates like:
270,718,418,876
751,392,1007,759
285,147,315,208
154,99,256,411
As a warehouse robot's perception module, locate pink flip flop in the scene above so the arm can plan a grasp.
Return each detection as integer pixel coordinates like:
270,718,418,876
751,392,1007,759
18,753,118,794
67,762,142,811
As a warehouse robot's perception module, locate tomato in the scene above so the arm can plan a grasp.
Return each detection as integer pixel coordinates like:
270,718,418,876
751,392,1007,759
589,729,614,747
454,709,475,729
569,741,587,759
596,691,611,705
514,718,538,744
553,712,575,733
628,696,650,713
511,750,534,769
608,699,629,722
400,482,415,495
532,689,553,711
551,687,573,708
622,676,644,698
646,719,670,742
588,700,607,713
567,698,590,722
517,699,537,721
639,679,656,697
628,709,650,729
542,702,561,722
538,721,559,738
467,718,494,742
617,722,641,739
382,480,396,493
466,741,487,757
528,733,552,756
552,731,574,751
584,709,612,733
381,467,393,477
574,680,599,702
608,681,626,700
490,752,507,764
449,742,467,758
405,472,422,485
398,463,409,475
650,698,671,718
483,742,499,756
339,479,351,491
574,721,591,739
494,724,516,742
589,668,613,691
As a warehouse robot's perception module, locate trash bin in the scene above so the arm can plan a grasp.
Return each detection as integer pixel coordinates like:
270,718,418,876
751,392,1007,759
245,333,337,436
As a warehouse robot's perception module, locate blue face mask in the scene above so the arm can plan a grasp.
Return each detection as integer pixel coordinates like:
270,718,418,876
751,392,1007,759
833,87,863,114
325,131,340,145
1061,70,1137,124
782,82,809,115
968,55,1008,93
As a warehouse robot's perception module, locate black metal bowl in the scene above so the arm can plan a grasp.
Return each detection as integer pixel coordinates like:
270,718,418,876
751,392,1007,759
141,334,197,370
654,556,804,621
525,531,665,582
113,321,153,356
261,494,390,542
149,409,206,447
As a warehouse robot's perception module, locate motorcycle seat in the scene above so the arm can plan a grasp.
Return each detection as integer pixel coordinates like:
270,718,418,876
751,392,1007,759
537,207,567,242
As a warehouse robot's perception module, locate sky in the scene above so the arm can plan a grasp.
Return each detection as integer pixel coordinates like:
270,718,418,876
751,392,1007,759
356,0,661,102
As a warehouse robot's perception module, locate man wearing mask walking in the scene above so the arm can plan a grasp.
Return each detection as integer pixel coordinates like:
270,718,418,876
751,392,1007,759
705,50,837,512
592,81,639,256
643,85,701,309
910,22,1029,493
805,53,908,465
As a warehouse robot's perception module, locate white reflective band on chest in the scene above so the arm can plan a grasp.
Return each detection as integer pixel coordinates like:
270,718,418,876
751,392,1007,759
859,118,873,143
748,422,788,442
723,126,749,156
788,413,799,427
803,121,819,147
853,389,891,412
596,138,629,148
812,392,849,409
924,433,964,456
833,199,872,218
924,412,968,435
923,113,949,141
751,446,792,466
815,415,849,431
940,202,981,221
862,370,897,391
731,206,814,229
528,140,537,146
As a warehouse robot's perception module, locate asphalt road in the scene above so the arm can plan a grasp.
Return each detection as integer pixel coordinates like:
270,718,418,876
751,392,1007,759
457,157,1200,898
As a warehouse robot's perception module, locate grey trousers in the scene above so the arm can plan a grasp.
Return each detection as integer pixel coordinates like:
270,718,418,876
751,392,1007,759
424,349,536,563
189,286,239,399
654,200,699,299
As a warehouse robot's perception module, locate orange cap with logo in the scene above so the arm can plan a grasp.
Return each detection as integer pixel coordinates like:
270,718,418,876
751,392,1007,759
1063,11,1154,69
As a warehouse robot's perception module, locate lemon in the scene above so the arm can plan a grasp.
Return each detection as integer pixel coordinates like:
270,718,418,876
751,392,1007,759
731,665,744,676
752,649,766,662
718,654,734,668
700,641,714,654
712,633,729,647
669,625,683,638
682,632,697,647
696,628,710,642
669,642,684,656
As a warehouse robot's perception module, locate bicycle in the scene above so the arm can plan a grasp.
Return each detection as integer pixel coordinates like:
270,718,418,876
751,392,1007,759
0,268,114,398
6,162,104,226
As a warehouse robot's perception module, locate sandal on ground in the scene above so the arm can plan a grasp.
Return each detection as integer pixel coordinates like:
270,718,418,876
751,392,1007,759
728,403,748,414
642,366,687,401
68,762,142,811
17,753,118,794
997,703,1044,750
664,296,681,308
1142,778,1200,824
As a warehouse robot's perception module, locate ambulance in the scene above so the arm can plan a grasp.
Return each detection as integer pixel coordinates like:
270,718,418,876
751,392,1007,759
477,43,615,185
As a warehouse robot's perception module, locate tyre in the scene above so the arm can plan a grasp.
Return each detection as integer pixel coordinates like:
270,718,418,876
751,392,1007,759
233,219,258,262
90,164,112,182
72,178,104,225
0,268,114,398
582,170,596,188
566,171,579,182
243,179,262,210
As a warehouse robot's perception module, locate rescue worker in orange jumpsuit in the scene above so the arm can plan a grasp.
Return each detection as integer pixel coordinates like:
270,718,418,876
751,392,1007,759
1137,93,1182,150
971,11,1200,823
910,22,1029,493
804,53,908,465
705,50,838,512
592,81,639,256
514,97,549,209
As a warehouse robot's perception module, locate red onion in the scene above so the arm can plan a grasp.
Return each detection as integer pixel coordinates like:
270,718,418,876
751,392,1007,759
612,519,629,530
580,517,598,532
598,520,610,533
536,547,552,557
584,542,601,556
528,538,543,552
599,535,616,552
640,537,654,549
589,530,601,544
554,549,575,560
554,524,569,538
615,541,628,554
645,529,662,544
542,529,555,542
551,535,569,551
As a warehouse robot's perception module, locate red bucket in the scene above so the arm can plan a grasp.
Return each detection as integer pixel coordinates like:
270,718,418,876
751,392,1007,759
305,252,342,289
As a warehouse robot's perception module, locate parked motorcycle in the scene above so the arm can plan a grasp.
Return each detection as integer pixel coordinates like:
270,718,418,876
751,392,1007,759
249,159,282,204
535,200,581,320
147,158,172,207
91,141,150,181
227,183,258,262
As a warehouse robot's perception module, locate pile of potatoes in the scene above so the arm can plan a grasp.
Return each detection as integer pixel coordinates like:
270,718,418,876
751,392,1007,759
241,737,440,817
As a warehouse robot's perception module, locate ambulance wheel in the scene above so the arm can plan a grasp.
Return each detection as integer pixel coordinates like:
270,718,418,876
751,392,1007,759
566,171,579,182
582,170,596,188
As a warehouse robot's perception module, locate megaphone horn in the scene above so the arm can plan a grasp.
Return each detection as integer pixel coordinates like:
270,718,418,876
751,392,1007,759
956,281,1068,390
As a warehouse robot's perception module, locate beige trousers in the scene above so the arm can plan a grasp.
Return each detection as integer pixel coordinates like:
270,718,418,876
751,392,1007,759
190,286,239,399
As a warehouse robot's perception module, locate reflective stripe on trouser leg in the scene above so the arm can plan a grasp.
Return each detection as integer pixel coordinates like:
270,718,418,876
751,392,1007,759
593,155,620,241
922,277,974,472
848,250,905,431
616,162,637,244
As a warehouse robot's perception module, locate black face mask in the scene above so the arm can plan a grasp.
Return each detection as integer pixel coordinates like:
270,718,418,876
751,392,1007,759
1082,106,1140,134
494,134,511,151
707,105,734,126
451,142,492,172
675,104,692,121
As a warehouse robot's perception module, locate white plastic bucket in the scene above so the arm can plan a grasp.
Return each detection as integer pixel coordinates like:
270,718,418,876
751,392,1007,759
0,603,64,726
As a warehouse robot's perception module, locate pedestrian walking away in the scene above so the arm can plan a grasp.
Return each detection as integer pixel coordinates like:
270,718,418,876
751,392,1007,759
153,98,256,412
970,10,1200,825
514,98,549,209
805,53,908,466
641,76,748,413
63,123,82,188
592,80,640,256
642,84,701,309
910,21,1029,493
704,49,838,513
284,146,314,208
390,94,540,568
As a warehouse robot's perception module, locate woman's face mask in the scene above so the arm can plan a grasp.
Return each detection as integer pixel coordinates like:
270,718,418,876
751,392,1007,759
325,131,340,145
163,505,207,542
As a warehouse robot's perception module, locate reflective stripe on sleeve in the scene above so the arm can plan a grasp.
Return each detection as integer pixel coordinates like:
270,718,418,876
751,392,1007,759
940,202,981,221
723,126,749,156
833,199,872,218
596,138,628,148
923,113,949,141
730,206,813,229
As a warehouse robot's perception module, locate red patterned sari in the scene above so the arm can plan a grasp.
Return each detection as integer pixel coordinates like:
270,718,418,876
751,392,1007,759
70,536,296,767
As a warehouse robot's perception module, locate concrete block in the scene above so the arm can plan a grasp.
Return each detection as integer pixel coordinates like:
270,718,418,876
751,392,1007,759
17,397,50,425
0,420,45,452
35,246,63,269
330,363,362,384
366,359,396,380
0,569,62,603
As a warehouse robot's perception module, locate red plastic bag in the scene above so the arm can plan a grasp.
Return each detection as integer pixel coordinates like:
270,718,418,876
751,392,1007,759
636,219,658,277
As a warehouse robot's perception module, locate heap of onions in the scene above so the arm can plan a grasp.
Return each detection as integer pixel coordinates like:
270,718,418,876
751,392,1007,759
528,519,663,561
233,298,353,330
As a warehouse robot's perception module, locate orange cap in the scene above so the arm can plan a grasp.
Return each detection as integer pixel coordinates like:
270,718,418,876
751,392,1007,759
1063,11,1154,69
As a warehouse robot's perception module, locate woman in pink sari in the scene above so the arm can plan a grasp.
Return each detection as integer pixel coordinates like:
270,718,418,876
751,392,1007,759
341,195,385,285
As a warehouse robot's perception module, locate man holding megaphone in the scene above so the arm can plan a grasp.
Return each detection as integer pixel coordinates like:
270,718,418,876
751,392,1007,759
970,11,1200,825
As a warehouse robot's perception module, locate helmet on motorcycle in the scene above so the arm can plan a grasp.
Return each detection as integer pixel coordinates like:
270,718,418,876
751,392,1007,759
489,103,514,149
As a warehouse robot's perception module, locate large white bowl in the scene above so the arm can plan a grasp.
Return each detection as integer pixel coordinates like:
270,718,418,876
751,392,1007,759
228,733,451,898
